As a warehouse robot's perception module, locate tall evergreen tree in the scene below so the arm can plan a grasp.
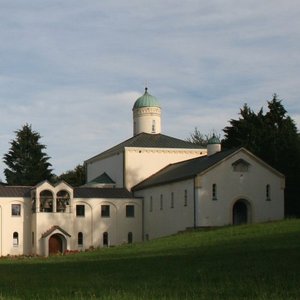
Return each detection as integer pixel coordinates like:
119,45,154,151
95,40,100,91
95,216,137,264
3,124,53,185
222,94,300,216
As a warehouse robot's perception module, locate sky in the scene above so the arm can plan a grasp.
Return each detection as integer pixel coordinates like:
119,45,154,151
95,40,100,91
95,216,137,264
0,1,300,181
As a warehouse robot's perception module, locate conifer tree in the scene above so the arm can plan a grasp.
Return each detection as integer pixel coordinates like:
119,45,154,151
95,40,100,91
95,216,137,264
3,124,53,185
222,94,300,216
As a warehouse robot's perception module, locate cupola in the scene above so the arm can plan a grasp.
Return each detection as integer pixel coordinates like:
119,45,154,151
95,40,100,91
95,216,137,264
207,134,221,156
132,88,161,136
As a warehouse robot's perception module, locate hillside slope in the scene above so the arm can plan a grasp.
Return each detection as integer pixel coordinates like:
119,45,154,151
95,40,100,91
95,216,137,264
0,219,299,299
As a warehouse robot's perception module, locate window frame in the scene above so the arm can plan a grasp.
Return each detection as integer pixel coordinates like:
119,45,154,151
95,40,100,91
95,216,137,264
101,205,110,217
13,232,19,247
212,184,217,200
184,189,188,206
126,205,135,218
11,204,21,216
76,204,85,217
78,232,83,246
171,192,174,208
266,184,271,201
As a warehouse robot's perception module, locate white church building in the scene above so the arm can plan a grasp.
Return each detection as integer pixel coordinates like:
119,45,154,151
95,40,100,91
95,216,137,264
0,88,285,256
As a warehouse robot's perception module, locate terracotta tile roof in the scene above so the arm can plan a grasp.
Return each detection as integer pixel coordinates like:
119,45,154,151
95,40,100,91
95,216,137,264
41,225,71,238
0,186,31,197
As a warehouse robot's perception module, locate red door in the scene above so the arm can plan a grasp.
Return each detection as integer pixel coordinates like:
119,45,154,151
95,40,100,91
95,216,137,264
49,235,63,255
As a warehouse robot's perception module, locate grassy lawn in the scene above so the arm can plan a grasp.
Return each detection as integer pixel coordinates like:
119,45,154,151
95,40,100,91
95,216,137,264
0,219,299,299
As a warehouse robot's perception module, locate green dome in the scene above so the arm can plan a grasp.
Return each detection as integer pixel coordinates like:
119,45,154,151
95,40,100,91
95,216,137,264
208,134,221,144
133,88,160,110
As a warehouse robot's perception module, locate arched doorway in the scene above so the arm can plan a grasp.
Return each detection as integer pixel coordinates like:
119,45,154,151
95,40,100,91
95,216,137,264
233,199,250,225
49,234,64,255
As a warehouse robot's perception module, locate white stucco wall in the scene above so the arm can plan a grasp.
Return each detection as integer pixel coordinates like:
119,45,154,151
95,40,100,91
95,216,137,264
0,198,31,256
133,106,161,135
0,181,142,257
125,148,206,190
86,152,124,187
135,179,195,240
196,150,284,226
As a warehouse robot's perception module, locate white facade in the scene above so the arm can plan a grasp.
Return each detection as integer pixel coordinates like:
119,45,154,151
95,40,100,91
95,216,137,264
0,89,285,256
86,146,206,190
134,148,285,240
0,181,142,257
133,106,161,136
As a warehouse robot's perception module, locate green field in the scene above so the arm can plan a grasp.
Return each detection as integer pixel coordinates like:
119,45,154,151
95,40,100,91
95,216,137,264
0,219,299,300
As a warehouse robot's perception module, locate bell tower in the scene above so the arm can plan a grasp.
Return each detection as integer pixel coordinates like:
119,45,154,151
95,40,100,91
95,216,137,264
132,88,161,136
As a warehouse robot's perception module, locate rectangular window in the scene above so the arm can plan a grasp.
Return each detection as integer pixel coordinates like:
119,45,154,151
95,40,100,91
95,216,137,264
78,232,83,246
160,194,163,210
126,205,135,217
212,184,217,200
266,184,271,201
150,196,153,212
184,190,188,206
171,192,174,208
101,205,110,217
32,232,34,246
12,204,21,216
76,205,85,217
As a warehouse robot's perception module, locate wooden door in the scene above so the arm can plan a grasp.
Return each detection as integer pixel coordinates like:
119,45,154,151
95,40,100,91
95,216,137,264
49,235,63,255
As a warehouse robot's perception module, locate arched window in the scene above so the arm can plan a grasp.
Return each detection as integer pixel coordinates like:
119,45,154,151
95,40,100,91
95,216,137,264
103,232,108,247
13,232,19,246
152,120,156,133
128,232,133,244
40,190,53,212
56,190,70,212
78,232,83,246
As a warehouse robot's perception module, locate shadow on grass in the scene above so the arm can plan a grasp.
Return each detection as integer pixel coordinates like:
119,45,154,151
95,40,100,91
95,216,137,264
0,221,299,299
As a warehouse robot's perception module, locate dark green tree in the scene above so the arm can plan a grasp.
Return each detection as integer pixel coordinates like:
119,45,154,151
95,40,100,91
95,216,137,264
57,164,86,186
223,94,300,216
3,124,53,185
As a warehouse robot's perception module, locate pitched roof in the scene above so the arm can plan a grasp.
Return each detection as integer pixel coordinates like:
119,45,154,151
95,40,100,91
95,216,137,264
86,132,205,162
74,187,133,199
0,186,31,198
133,148,239,190
87,172,115,185
41,226,71,238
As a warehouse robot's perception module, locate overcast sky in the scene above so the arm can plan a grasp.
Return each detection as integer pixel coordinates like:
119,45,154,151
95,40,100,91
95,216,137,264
0,1,299,181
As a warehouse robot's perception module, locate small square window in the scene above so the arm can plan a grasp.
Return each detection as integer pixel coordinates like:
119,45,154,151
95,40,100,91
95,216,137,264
101,205,110,217
126,205,135,218
12,204,21,216
76,205,85,217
